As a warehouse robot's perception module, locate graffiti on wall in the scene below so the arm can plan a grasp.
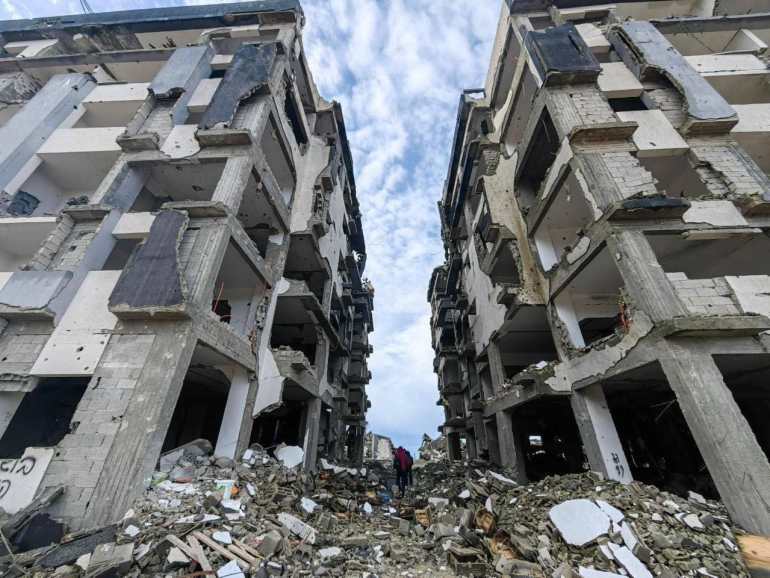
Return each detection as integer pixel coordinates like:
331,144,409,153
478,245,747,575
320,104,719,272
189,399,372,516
0,447,54,514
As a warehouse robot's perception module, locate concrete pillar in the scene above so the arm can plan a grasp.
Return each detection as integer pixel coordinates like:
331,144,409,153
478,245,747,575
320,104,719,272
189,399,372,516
211,156,252,211
465,433,478,460
607,231,689,322
214,366,251,459
659,340,770,535
485,419,501,465
571,383,632,484
302,397,322,471
355,426,365,466
0,391,24,438
495,410,527,482
470,403,487,458
487,339,507,395
0,74,94,194
488,339,527,480
447,431,462,461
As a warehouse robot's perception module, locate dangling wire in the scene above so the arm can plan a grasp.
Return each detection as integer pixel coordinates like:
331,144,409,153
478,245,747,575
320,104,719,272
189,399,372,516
79,0,94,14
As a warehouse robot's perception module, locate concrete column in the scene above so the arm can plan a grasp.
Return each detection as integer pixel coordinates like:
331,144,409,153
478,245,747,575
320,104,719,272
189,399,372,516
0,74,94,194
485,419,501,466
488,338,527,480
470,403,487,457
0,391,24,438
659,340,770,535
333,400,346,462
447,431,462,461
211,156,252,212
571,383,632,484
214,365,251,459
495,410,527,482
354,426,365,466
465,433,478,460
607,231,689,322
487,339,506,394
302,397,322,471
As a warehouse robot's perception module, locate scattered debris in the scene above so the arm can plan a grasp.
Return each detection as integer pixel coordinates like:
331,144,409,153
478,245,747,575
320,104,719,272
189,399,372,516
0,441,753,577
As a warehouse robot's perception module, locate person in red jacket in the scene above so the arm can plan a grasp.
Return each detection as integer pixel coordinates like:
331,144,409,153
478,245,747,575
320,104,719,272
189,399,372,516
393,446,410,498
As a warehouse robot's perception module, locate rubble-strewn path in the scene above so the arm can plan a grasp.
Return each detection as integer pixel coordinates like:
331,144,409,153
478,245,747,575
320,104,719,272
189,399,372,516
0,443,751,577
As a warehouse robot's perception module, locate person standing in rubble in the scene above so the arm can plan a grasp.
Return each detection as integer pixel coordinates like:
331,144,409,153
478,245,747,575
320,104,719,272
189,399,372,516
405,450,414,487
393,446,410,498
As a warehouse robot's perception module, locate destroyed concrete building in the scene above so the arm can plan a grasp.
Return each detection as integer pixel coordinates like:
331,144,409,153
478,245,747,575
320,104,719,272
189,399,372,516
362,432,394,463
0,0,373,529
429,0,770,535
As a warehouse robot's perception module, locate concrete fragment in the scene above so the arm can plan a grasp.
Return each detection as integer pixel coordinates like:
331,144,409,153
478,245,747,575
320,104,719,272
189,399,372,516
278,512,316,544
549,499,610,546
579,568,625,578
596,500,624,524
257,530,284,557
212,531,232,545
300,497,319,514
428,497,450,509
318,546,343,561
75,553,90,571
619,521,638,551
217,560,245,578
88,542,133,576
275,445,304,469
607,543,652,578
124,525,140,538
681,512,705,530
166,546,189,566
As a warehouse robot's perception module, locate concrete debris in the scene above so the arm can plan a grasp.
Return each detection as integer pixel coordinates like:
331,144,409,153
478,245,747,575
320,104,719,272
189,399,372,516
277,512,317,544
418,433,448,461
606,543,651,578
549,499,611,546
300,497,319,515
274,445,304,470
217,559,246,578
0,446,753,577
212,530,232,545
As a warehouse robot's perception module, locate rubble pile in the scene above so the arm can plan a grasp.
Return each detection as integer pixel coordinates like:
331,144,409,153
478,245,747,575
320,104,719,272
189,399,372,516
418,434,447,462
0,441,753,577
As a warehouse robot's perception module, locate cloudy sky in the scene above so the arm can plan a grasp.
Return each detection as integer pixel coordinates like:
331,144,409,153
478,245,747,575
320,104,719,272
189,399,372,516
0,0,500,453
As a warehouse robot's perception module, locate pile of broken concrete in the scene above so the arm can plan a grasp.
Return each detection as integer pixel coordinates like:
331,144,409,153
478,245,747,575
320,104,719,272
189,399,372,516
0,442,753,577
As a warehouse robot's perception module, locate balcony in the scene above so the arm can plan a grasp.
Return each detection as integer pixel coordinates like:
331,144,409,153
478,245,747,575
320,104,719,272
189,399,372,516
75,83,148,128
0,216,57,271
8,127,123,215
272,347,319,400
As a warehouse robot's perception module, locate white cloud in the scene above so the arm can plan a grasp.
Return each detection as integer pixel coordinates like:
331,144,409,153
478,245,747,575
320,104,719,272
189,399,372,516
303,0,499,452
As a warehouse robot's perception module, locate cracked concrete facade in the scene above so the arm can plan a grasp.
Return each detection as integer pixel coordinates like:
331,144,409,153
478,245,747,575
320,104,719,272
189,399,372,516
0,0,373,529
429,0,770,535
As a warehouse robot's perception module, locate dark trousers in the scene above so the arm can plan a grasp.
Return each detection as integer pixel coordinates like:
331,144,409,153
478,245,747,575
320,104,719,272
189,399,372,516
396,471,408,496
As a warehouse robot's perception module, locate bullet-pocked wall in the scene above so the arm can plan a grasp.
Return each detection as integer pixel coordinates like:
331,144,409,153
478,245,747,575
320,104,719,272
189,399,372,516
0,0,374,529
428,0,770,536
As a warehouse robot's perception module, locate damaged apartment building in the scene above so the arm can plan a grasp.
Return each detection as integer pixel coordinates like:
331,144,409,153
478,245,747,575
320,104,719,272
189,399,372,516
0,0,374,529
429,0,770,535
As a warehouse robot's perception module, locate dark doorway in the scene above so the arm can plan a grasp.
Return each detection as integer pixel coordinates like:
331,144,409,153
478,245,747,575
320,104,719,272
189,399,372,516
0,378,89,457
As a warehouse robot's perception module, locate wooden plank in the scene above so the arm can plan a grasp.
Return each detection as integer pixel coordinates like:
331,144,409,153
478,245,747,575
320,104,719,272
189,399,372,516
166,535,205,568
227,544,258,566
187,535,213,574
232,538,263,560
192,531,249,571
739,535,770,577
